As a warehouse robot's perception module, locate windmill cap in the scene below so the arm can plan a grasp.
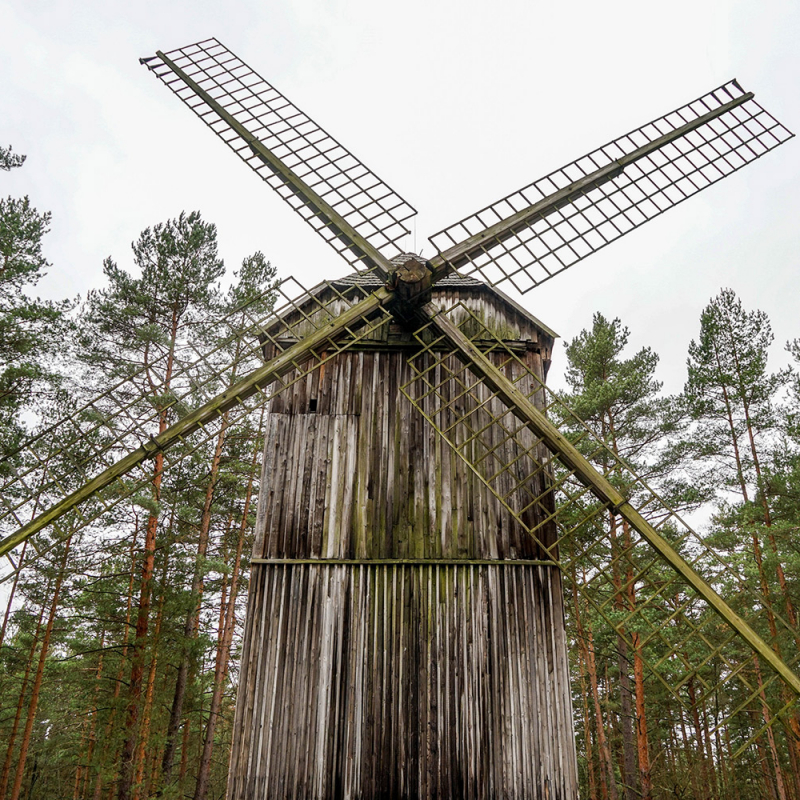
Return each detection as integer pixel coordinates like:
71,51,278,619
330,264,558,340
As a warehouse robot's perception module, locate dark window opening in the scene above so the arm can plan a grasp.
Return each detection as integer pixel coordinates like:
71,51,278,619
309,398,318,413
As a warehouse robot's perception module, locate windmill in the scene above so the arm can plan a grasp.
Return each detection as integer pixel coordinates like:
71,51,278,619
1,37,798,798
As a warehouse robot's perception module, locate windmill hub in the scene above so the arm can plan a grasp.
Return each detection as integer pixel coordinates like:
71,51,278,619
386,252,434,324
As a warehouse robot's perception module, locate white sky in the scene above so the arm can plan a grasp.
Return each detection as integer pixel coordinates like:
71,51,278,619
2,0,798,394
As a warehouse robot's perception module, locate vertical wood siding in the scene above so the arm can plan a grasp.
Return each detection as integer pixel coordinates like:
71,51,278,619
254,349,555,561
230,287,577,798
230,564,576,800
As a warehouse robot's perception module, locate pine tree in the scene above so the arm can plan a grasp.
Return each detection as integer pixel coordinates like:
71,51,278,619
0,145,26,172
77,211,225,800
0,146,71,462
685,289,797,798
562,312,699,800
685,288,786,505
0,226,280,794
768,338,800,563
160,251,276,795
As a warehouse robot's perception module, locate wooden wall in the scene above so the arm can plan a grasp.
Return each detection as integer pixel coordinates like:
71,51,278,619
253,349,555,561
229,285,578,799
230,563,575,799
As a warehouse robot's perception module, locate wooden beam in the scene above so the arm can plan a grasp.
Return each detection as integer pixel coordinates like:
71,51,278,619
250,558,557,566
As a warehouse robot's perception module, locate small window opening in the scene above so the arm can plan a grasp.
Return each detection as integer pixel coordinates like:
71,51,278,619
309,398,318,413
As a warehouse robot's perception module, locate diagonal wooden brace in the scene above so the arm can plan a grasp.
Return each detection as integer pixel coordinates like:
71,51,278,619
0,288,392,559
422,300,800,696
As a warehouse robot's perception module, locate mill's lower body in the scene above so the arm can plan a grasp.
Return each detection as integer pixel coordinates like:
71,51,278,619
228,561,577,800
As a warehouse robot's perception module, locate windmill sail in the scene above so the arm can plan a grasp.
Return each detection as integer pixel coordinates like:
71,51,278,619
430,80,793,293
142,39,417,272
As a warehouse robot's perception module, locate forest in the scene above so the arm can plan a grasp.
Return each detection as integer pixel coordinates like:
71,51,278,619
3,143,800,800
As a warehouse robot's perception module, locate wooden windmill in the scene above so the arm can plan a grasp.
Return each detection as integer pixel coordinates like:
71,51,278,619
1,37,798,799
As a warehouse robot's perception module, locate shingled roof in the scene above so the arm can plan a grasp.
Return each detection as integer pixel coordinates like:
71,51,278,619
329,265,558,340
331,271,484,289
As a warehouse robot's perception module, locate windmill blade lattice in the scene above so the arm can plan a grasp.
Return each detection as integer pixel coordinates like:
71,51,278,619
400,302,800,780
141,39,417,273
430,81,793,294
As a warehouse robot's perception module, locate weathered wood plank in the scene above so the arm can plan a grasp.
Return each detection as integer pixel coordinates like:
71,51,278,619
258,353,555,560
231,564,576,799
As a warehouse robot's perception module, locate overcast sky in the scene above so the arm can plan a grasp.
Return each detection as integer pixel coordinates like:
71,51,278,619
2,0,798,394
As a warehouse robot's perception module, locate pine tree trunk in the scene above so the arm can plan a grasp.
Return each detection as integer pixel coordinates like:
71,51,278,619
81,637,105,800
723,722,743,800
570,570,607,800
677,705,699,797
9,533,73,800
754,660,789,800
73,718,88,800
116,460,163,800
738,380,800,797
608,516,637,800
161,416,229,787
0,540,28,651
179,717,191,793
686,674,713,798
711,342,750,503
711,341,792,797
700,684,718,799
609,506,638,800
578,646,598,800
755,727,779,800
0,472,48,774
664,706,679,787
118,304,181,800
193,432,258,800
615,643,636,799
747,522,793,794
146,746,162,799
95,521,139,800
631,634,651,799
0,579,50,799
0,464,51,651
619,517,651,800
132,550,169,800
588,633,615,800
605,417,644,800
712,683,730,800
577,571,618,800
